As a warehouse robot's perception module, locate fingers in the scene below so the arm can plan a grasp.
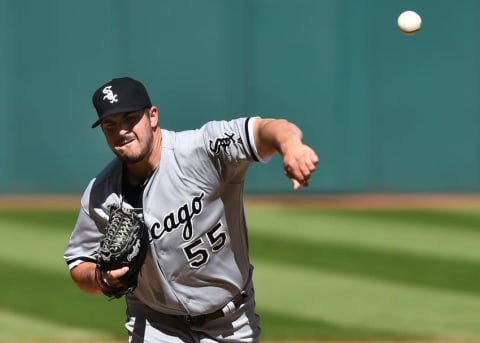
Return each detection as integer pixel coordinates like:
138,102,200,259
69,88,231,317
286,169,312,190
104,267,129,288
291,178,303,191
283,145,319,191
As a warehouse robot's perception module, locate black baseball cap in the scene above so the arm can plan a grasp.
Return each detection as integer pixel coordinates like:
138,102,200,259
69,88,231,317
91,77,152,128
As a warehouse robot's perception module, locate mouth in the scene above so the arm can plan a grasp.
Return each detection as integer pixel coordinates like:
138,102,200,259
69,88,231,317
115,136,136,147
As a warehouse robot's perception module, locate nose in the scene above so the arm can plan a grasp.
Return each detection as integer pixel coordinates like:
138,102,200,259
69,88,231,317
117,120,133,132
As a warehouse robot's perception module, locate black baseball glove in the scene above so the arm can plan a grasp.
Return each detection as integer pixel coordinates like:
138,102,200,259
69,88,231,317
95,203,149,299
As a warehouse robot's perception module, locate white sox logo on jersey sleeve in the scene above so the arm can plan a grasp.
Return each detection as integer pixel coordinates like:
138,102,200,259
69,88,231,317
149,192,227,268
209,131,243,155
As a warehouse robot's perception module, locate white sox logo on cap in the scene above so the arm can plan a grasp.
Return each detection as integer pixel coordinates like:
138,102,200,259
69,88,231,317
102,86,118,104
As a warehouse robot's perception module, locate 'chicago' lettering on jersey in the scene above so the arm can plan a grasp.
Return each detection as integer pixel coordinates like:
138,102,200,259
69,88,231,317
209,132,243,155
150,193,204,242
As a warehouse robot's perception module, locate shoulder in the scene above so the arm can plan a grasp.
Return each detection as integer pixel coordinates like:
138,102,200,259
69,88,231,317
92,158,123,191
80,158,123,222
200,117,253,135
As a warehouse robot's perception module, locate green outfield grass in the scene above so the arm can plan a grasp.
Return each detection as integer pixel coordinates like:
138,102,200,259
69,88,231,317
1,204,480,340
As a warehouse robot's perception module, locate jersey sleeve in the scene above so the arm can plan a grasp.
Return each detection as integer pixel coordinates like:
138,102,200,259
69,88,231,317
198,117,270,184
202,117,265,164
63,180,106,270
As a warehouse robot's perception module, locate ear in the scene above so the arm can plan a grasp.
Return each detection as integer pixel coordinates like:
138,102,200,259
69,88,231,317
149,107,159,128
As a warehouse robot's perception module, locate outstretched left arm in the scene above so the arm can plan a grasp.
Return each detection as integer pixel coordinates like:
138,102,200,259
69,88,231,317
253,118,319,190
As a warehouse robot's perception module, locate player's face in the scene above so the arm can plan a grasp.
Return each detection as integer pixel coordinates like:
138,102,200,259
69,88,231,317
100,110,155,164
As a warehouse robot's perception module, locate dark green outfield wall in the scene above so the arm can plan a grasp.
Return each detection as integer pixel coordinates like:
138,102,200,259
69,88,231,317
0,0,479,194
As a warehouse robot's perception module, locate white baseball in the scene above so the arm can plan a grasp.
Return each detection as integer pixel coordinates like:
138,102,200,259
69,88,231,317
397,10,422,35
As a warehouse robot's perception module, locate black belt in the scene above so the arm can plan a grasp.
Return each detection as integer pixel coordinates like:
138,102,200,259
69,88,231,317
182,291,248,325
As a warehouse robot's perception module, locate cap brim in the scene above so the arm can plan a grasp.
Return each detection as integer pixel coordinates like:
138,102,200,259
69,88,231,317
91,105,146,128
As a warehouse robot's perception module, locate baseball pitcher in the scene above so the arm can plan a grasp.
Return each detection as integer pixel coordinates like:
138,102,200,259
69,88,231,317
64,77,318,342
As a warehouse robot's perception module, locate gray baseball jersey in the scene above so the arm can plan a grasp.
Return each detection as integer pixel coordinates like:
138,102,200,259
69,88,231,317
64,117,264,316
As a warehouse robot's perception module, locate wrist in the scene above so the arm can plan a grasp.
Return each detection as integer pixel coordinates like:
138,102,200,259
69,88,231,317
94,266,112,294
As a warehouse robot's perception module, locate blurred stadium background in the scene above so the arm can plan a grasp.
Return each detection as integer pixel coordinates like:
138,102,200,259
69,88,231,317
2,0,480,341
1,0,479,195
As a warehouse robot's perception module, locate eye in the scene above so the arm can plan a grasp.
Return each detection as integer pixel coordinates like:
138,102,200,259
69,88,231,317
125,112,142,125
126,115,137,124
101,120,116,131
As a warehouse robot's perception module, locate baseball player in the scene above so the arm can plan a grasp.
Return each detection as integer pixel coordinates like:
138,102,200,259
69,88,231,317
64,77,318,342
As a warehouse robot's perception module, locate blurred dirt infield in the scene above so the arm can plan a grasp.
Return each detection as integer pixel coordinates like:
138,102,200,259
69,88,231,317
2,193,480,210
247,193,480,210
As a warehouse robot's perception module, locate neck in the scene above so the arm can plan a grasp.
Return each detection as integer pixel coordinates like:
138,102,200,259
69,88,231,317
125,130,162,186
